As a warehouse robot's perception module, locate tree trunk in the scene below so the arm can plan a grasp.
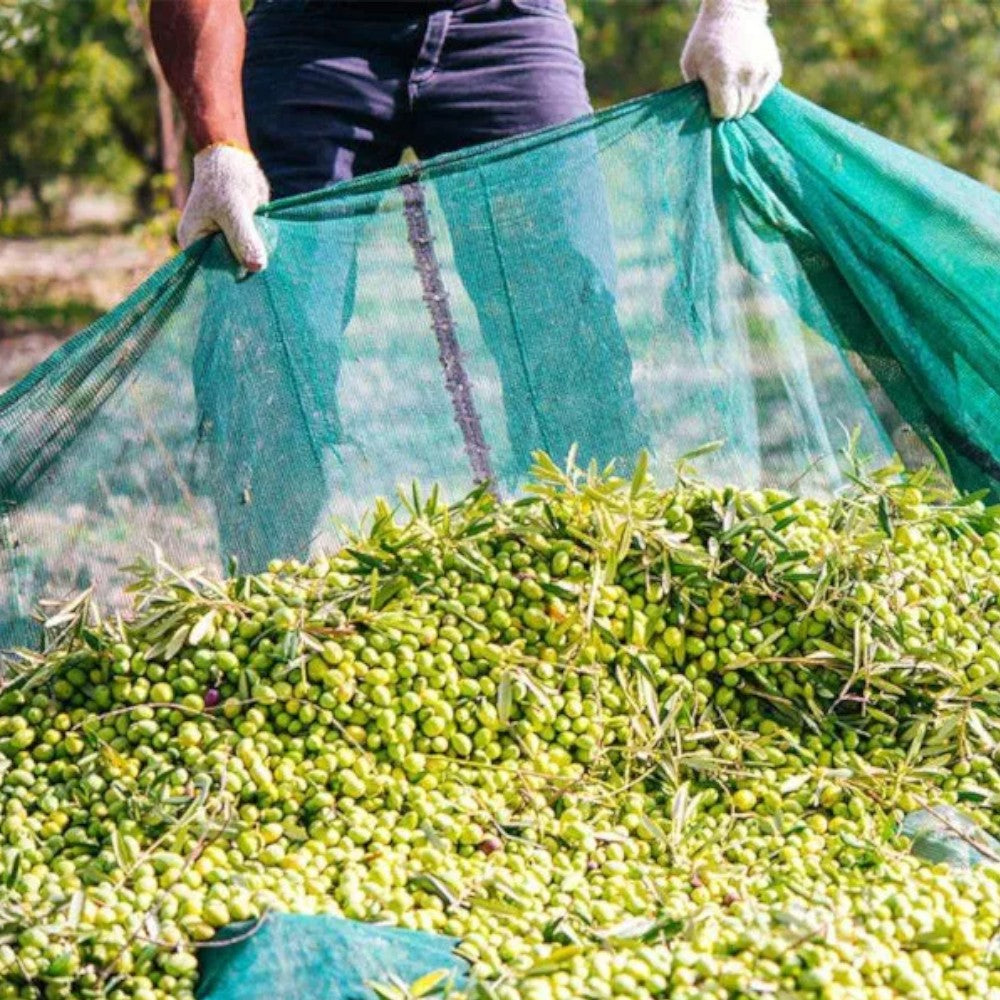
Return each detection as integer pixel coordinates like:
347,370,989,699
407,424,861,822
27,179,51,223
126,0,188,211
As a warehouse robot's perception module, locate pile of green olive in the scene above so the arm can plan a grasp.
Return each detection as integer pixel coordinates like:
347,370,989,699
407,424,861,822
3,458,1000,999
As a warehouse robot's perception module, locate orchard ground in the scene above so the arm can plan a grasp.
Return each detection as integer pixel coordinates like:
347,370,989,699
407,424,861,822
0,196,172,394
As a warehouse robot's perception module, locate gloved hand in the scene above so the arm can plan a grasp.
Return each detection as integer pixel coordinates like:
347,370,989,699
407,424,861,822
178,143,271,272
681,0,782,120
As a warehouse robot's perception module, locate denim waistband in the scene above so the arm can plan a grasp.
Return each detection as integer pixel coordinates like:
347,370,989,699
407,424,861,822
251,0,568,16
252,0,462,12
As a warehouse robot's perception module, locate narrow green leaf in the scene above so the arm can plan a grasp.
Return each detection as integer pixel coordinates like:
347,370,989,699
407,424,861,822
877,496,893,537
5,851,20,889
630,450,649,500
411,969,451,998
67,890,85,928
187,610,216,647
162,625,191,662
678,440,724,462
369,983,406,1000
497,674,513,727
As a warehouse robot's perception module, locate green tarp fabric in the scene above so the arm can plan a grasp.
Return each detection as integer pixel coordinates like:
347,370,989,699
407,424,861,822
3,83,1000,650
901,807,1000,870
195,915,467,999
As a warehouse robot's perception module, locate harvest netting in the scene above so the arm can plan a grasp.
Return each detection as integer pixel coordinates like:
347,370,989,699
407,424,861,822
5,81,1000,1000
2,82,1000,648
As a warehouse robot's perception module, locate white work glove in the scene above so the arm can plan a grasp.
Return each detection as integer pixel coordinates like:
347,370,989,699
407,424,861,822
178,143,271,272
681,0,782,120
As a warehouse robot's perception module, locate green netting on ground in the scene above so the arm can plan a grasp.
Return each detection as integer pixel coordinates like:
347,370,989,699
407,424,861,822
194,915,467,999
3,83,1000,649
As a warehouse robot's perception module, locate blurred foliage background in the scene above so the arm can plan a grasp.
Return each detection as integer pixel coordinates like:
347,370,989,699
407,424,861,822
0,0,998,388
576,0,1000,187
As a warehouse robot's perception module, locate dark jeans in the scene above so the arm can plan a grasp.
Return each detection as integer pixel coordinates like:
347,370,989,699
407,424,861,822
245,0,595,191
197,0,646,567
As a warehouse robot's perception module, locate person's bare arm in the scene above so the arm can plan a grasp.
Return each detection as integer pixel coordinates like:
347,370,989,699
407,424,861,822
150,0,250,149
150,0,270,269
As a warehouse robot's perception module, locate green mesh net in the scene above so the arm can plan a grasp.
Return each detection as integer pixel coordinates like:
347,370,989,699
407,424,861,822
3,83,1000,649
901,806,1000,870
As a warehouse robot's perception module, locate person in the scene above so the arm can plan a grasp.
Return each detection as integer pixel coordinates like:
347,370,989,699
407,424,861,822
149,0,781,567
151,0,781,271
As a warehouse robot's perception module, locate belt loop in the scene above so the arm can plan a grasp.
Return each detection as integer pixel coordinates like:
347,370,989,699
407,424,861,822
410,9,452,99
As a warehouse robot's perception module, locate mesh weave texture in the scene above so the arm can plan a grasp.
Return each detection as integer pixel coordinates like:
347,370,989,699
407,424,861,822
3,83,1000,649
